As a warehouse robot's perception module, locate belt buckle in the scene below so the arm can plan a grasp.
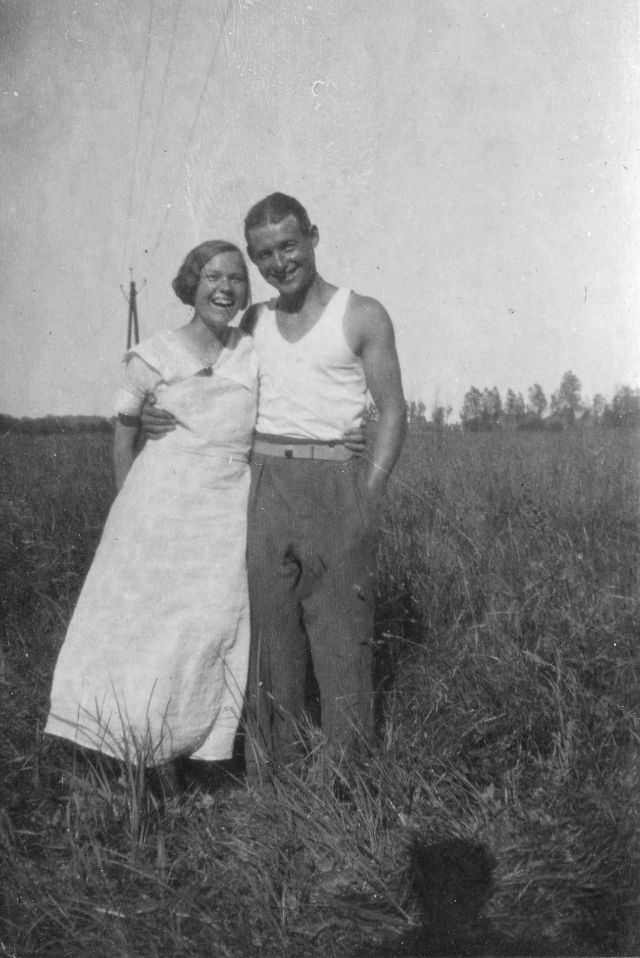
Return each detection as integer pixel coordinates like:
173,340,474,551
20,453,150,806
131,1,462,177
284,447,293,459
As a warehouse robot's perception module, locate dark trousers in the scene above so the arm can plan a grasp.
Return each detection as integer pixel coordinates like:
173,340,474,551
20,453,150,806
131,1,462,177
245,454,377,773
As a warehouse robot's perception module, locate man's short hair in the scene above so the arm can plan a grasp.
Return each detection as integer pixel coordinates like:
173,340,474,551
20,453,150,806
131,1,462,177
244,193,313,244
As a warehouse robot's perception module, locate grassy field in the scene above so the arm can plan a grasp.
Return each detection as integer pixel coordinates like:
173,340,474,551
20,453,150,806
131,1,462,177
1,425,639,957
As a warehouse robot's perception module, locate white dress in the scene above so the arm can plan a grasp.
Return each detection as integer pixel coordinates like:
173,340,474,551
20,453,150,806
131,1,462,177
45,327,257,764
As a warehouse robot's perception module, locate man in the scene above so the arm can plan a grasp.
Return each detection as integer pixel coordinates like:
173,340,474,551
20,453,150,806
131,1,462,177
241,192,406,775
145,193,406,774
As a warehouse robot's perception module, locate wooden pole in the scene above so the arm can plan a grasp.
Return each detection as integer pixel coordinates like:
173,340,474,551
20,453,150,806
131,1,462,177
126,277,140,349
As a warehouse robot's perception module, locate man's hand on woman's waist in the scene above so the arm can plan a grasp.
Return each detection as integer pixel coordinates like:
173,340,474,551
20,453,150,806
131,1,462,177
140,394,177,439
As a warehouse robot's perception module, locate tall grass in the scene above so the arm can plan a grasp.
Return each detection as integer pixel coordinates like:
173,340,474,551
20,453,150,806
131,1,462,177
379,428,640,951
1,426,638,956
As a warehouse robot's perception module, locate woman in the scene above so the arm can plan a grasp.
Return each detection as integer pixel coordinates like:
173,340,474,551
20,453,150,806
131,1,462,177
45,241,257,768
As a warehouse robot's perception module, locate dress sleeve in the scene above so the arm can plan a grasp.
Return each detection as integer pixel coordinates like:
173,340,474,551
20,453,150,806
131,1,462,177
113,354,162,417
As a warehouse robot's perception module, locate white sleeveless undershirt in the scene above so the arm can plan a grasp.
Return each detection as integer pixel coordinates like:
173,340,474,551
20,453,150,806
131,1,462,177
252,287,367,440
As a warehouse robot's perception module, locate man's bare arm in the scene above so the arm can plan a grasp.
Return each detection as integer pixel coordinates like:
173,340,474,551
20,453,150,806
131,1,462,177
352,297,406,502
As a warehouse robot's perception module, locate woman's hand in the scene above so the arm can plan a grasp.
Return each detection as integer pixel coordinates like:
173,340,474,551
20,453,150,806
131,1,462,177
342,424,367,456
140,394,177,439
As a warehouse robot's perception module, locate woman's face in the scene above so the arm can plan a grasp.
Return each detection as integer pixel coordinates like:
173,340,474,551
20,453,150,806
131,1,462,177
193,251,248,332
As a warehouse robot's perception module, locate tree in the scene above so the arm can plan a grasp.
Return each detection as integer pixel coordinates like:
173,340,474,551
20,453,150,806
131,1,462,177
504,389,525,426
591,393,607,423
483,387,503,428
609,386,640,427
551,370,582,425
460,387,484,431
527,383,547,420
460,387,502,431
431,404,453,429
407,400,426,425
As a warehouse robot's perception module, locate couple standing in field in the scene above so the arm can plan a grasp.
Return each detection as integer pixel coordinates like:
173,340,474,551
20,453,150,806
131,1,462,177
45,192,406,783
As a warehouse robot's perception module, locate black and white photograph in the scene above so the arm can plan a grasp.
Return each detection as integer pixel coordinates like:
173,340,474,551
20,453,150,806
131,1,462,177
1,2,638,955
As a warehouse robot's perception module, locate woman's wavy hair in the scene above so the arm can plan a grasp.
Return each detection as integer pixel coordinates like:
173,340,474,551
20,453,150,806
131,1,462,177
172,240,250,308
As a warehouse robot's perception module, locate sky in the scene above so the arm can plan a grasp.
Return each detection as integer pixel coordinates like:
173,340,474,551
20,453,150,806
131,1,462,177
1,0,638,420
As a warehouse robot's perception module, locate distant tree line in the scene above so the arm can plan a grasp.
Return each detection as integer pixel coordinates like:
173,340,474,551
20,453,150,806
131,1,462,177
11,374,631,437
455,372,640,432
0,414,113,435
389,372,640,432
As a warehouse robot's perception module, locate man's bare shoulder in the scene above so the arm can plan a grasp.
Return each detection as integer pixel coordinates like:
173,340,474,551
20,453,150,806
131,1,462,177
348,290,390,320
346,291,394,349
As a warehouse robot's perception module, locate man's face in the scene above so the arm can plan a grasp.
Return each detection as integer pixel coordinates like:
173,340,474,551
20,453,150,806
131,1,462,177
247,215,318,301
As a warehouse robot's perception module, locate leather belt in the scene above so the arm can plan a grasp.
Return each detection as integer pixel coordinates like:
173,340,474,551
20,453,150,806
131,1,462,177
253,437,352,461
